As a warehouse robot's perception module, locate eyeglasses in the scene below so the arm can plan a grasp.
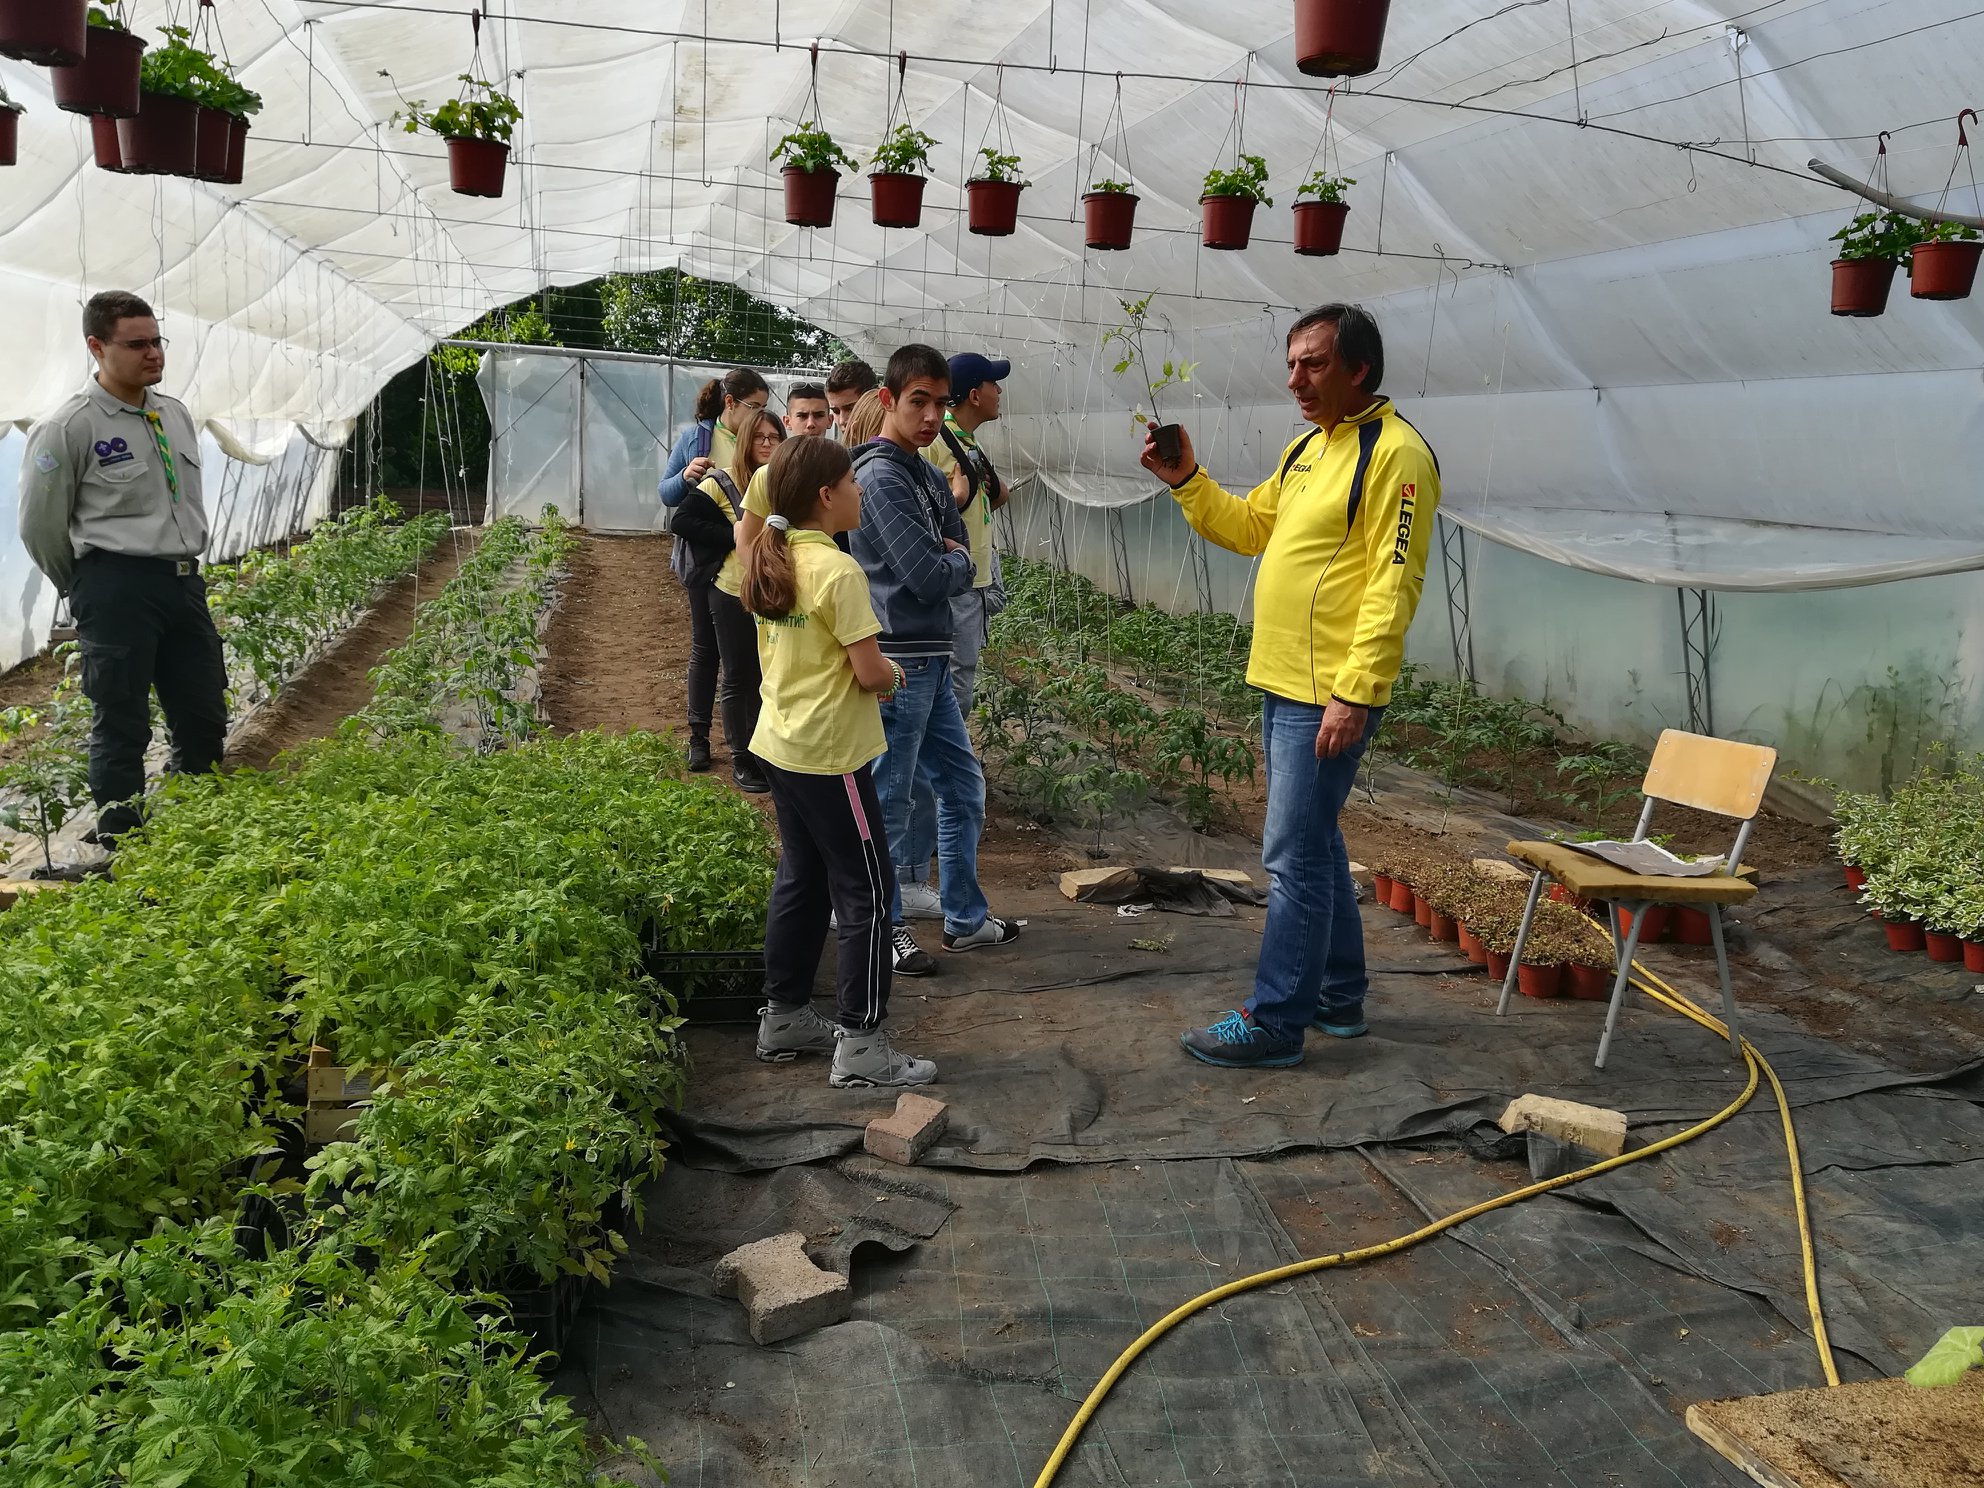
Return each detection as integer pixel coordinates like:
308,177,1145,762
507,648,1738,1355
110,337,169,352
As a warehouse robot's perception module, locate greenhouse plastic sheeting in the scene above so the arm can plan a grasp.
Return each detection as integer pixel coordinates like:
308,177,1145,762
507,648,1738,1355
4,1,1984,589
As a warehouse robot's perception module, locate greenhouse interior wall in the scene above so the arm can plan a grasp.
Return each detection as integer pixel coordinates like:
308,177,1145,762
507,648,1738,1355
1000,473,1984,796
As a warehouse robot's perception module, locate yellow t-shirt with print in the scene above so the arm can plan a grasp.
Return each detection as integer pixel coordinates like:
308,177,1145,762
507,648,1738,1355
922,418,995,589
749,529,886,776
715,465,772,597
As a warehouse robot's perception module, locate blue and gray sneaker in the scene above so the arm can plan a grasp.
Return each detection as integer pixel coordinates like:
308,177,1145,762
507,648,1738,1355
1180,1009,1304,1069
1311,1004,1369,1039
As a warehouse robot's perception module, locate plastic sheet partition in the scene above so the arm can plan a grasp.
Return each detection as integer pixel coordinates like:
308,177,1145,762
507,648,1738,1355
479,349,826,533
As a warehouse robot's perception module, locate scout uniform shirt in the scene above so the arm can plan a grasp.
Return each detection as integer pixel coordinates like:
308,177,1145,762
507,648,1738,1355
921,415,996,590
18,378,208,594
749,529,887,776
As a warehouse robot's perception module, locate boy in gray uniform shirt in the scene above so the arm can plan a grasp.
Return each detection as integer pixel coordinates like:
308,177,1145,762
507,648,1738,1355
18,290,225,843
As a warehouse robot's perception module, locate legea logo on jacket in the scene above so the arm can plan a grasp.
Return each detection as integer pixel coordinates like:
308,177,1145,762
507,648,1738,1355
1392,484,1416,564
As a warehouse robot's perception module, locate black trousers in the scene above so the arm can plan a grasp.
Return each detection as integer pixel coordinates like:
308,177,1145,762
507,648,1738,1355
683,581,717,743
708,587,763,766
67,551,228,829
762,761,893,1031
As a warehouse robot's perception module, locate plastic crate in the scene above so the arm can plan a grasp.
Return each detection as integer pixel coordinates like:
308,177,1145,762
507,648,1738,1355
644,946,766,1026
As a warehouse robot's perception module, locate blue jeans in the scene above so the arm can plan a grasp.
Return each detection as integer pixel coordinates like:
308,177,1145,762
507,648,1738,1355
903,609,984,885
1246,693,1384,1040
876,657,990,936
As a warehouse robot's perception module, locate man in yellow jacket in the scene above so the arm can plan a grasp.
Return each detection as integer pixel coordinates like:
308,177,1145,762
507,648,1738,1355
1140,303,1440,1069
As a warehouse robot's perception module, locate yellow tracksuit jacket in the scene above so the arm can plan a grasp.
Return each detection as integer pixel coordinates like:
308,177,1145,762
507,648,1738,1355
1169,398,1440,708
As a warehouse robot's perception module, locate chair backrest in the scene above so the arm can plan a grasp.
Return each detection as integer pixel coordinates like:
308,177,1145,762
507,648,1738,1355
1640,729,1778,821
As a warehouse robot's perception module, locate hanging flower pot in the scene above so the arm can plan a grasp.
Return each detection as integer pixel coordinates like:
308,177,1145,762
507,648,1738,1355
1567,963,1614,1001
1909,236,1983,300
220,113,248,185
1293,200,1351,256
1294,0,1392,79
89,113,139,171
868,123,938,229
0,102,17,168
52,19,145,117
1882,919,1925,954
1201,195,1258,251
1517,962,1566,999
0,0,87,67
447,136,510,197
1084,186,1138,250
1827,212,1920,317
770,120,856,227
967,179,1024,236
117,90,199,176
1924,930,1964,963
1829,258,1897,317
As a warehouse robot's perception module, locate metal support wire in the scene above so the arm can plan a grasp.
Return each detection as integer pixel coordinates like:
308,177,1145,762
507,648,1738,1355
1107,507,1135,606
1437,514,1476,687
1047,488,1071,574
1679,586,1719,735
1188,532,1215,615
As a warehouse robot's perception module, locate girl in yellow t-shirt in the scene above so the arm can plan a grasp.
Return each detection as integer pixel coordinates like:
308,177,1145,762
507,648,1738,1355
740,438,936,1090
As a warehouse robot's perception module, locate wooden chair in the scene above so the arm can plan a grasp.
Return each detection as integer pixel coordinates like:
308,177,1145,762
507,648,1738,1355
1495,729,1778,1069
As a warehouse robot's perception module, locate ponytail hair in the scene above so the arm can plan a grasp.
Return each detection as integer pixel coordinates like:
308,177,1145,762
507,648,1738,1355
742,437,854,621
693,378,724,422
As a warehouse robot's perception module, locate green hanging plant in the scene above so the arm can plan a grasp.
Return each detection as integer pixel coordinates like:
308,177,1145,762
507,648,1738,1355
870,123,939,177
1088,177,1135,194
1202,152,1273,205
1830,211,1925,263
87,6,130,32
770,120,858,175
138,26,231,107
396,75,523,145
1296,169,1356,204
971,147,1028,185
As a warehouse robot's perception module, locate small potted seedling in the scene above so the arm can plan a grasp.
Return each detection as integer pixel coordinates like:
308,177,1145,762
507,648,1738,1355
1293,168,1355,256
770,120,857,228
1294,0,1393,79
1200,152,1272,251
1828,211,1923,317
0,80,20,167
121,24,223,176
869,123,938,228
1910,218,1983,301
397,75,523,198
1103,293,1196,464
967,147,1027,237
0,0,86,67
1083,177,1139,251
52,6,146,119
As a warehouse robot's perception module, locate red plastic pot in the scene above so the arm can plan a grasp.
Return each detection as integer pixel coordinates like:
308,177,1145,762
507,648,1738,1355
1964,940,1984,974
89,114,138,172
967,179,1023,236
1568,963,1614,1001
221,114,248,185
194,106,234,182
0,108,15,168
0,0,87,66
1883,919,1926,954
448,137,510,197
1459,926,1487,964
870,172,926,228
1294,0,1391,78
1429,910,1459,944
1387,879,1414,914
117,91,200,177
1485,949,1512,981
1672,906,1715,946
1293,200,1350,256
1615,904,1671,944
1910,239,1983,301
51,23,144,117
1830,257,1896,317
781,166,837,227
1518,962,1566,999
1842,863,1867,892
1412,893,1433,928
1200,194,1257,250
1924,930,1964,964
1083,190,1137,250
1372,872,1396,904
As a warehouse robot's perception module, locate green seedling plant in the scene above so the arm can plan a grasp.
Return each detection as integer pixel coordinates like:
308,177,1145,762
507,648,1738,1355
1920,218,1983,244
86,5,129,30
972,147,1028,185
1297,169,1355,203
0,652,93,876
770,119,859,174
1089,177,1134,194
1906,1326,1984,1391
137,26,231,106
870,123,940,176
1103,293,1197,432
1554,739,1644,828
1202,152,1273,204
397,74,524,144
1831,210,1926,262
0,81,19,115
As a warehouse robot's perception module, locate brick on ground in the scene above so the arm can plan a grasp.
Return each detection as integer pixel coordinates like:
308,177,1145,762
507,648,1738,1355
1497,1093,1628,1157
712,1233,850,1345
865,1092,949,1166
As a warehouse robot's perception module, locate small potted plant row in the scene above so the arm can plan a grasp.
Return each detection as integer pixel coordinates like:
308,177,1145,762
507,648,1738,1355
1830,211,1983,316
1834,764,1984,970
1372,853,1618,999
83,24,262,183
54,6,146,118
397,75,523,199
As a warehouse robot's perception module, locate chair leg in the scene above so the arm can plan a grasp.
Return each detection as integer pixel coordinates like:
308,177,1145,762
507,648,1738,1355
1496,871,1547,1017
1595,904,1649,1071
1708,904,1741,1055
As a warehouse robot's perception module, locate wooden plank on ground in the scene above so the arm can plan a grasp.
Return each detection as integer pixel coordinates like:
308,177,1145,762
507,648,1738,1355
1686,1375,1984,1488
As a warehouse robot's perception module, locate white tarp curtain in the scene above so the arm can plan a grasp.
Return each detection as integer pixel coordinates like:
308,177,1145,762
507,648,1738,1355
4,1,1983,596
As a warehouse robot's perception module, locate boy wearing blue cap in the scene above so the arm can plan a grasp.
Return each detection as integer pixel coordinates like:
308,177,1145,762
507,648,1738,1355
921,351,1010,718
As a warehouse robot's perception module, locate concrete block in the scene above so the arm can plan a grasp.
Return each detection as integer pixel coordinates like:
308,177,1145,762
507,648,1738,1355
712,1233,850,1345
1497,1094,1628,1158
1346,861,1372,887
1472,858,1532,885
865,1092,950,1166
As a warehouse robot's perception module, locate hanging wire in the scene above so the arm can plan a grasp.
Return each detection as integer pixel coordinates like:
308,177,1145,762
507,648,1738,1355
1084,74,1134,193
1931,108,1982,226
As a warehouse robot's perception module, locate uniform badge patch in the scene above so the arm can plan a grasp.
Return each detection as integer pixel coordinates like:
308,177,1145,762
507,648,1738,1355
34,453,59,474
94,437,136,468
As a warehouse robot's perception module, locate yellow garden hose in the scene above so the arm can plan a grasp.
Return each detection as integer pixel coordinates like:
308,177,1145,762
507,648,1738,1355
1031,961,1838,1487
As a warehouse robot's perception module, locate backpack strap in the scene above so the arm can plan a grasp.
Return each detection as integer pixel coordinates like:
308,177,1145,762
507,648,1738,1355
711,470,744,520
939,424,982,510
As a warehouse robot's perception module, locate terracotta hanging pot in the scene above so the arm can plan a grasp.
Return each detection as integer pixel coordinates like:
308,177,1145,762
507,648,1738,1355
1294,0,1392,79
1829,257,1896,317
116,91,200,177
1200,194,1257,250
221,115,249,186
1924,930,1964,964
967,179,1024,236
0,0,87,66
51,23,145,117
1909,239,1983,301
781,166,838,227
1567,963,1614,1001
0,107,16,167
1518,962,1566,999
1083,190,1137,250
90,114,139,172
1292,200,1350,256
870,171,926,228
447,137,510,197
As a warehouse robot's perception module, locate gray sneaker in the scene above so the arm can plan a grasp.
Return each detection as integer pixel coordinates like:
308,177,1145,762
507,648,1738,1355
830,1026,937,1088
898,880,944,921
755,1003,839,1063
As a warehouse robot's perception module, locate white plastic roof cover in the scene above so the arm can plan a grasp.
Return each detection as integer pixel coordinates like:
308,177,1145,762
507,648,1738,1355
3,1,1983,591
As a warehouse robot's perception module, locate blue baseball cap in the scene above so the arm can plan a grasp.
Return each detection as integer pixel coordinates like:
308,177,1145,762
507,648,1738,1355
947,352,1010,401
